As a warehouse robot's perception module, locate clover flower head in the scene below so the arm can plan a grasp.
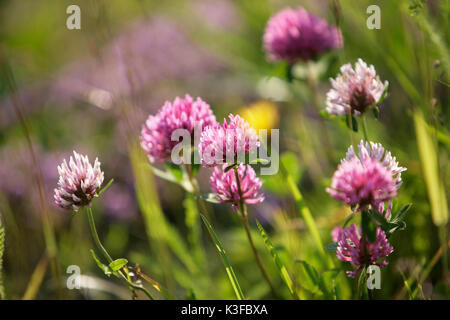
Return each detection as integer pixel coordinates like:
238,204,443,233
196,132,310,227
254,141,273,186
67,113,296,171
344,140,406,191
263,6,342,63
210,164,264,210
54,151,104,211
326,156,397,210
199,114,260,167
333,224,394,278
140,94,217,163
326,59,388,115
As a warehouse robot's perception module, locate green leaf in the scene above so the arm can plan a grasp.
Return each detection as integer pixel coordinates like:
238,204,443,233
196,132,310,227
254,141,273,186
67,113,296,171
343,212,356,227
200,214,245,300
196,193,220,204
256,220,296,298
186,288,197,300
376,83,389,105
324,242,338,252
356,266,368,299
90,249,111,276
149,165,178,183
108,258,128,272
164,162,183,182
393,203,412,222
296,260,330,297
372,106,380,119
251,158,270,165
224,163,237,172
97,178,114,196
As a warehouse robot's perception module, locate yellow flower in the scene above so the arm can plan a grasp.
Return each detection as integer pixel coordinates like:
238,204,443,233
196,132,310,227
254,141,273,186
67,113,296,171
236,101,279,132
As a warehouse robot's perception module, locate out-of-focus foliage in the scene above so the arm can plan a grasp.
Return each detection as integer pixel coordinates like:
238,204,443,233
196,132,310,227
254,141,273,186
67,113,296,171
0,0,448,299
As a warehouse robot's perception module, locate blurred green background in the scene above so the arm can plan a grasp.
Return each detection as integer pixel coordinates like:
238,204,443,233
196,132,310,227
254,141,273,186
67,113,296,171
0,0,448,299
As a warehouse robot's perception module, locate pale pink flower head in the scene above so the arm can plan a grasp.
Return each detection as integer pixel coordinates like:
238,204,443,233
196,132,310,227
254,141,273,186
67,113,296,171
263,6,342,63
344,140,406,191
199,114,260,167
333,224,394,278
210,164,264,210
140,94,217,163
54,151,104,211
326,59,388,115
326,157,397,211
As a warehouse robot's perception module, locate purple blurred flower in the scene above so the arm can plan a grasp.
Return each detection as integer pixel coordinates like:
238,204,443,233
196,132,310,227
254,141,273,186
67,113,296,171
103,184,137,220
199,114,259,167
326,59,388,115
54,151,104,211
140,94,216,163
333,224,394,278
210,164,264,210
263,6,342,63
326,157,397,211
50,18,224,109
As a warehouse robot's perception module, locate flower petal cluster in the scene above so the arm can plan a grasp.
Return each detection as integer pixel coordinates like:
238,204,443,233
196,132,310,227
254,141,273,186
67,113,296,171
333,224,394,278
326,157,397,210
140,94,216,163
210,164,264,210
326,59,388,115
200,114,259,167
54,151,104,211
263,6,342,63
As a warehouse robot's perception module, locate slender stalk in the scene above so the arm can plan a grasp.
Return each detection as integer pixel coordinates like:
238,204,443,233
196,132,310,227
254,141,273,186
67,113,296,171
361,115,370,143
87,207,113,263
306,62,335,163
184,164,210,220
347,110,356,150
281,163,332,268
0,53,62,299
86,207,155,300
233,168,277,297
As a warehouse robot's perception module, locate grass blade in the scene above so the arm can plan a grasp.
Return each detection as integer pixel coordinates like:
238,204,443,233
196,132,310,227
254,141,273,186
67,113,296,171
414,109,448,226
200,214,245,300
256,220,297,299
281,163,332,268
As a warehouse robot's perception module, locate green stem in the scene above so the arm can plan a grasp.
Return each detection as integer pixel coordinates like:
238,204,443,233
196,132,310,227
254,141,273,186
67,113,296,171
347,110,356,150
361,115,370,143
86,207,155,300
185,164,211,220
87,207,113,263
234,168,277,297
281,164,333,269
306,62,335,163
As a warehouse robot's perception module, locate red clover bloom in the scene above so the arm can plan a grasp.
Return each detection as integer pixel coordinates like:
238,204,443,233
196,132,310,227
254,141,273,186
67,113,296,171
326,157,397,210
54,151,104,211
344,140,406,191
326,59,388,115
263,6,342,63
199,114,260,167
333,224,394,278
140,94,217,163
210,164,264,210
